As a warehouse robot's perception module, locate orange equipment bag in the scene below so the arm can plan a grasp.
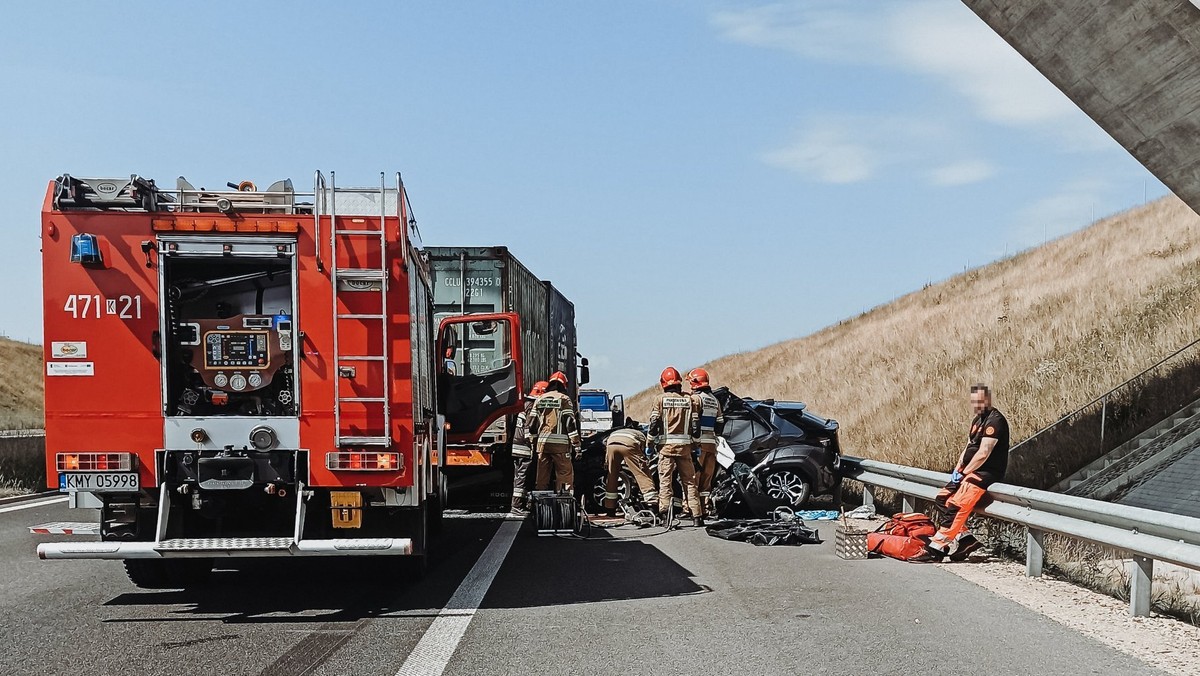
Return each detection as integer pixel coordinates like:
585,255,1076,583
878,512,936,538
865,512,937,561
866,532,930,561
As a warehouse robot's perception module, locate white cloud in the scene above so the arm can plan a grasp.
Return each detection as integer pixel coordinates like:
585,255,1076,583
887,3,1076,127
761,123,879,183
710,3,881,63
928,159,996,186
762,115,993,187
711,1,1114,151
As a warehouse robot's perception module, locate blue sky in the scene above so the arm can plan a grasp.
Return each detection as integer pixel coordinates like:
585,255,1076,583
0,1,1167,398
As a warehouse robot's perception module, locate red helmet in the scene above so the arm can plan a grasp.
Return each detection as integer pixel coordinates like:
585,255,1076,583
549,371,569,388
660,366,682,390
687,368,710,390
530,380,549,397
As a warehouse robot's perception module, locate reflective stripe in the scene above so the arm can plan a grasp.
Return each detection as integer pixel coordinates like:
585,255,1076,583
643,491,658,501
541,433,571,443
512,445,533,458
700,492,711,498
513,489,526,498
658,434,694,444
604,492,620,500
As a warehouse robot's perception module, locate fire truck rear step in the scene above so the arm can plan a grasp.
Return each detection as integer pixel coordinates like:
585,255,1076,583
36,537,413,559
336,435,391,446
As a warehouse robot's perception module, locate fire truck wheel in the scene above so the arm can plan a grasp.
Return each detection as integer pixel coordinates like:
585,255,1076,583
404,552,428,578
123,560,171,589
122,559,213,589
168,558,214,588
428,471,447,538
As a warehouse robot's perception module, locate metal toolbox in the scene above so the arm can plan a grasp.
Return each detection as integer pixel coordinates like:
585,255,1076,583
835,522,869,560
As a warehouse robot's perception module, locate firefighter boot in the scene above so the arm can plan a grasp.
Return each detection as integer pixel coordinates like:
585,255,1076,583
693,516,705,528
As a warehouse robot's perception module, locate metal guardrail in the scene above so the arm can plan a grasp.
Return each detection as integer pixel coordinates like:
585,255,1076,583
842,456,1200,617
0,429,44,440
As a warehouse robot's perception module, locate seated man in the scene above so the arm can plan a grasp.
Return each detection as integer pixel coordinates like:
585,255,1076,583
911,383,1009,563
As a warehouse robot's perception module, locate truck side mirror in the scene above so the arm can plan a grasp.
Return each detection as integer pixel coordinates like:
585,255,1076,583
579,356,590,386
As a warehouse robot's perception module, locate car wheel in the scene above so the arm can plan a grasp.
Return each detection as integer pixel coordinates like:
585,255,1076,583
590,472,630,511
763,470,811,508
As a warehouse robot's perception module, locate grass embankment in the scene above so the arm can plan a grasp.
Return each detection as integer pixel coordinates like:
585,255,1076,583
0,337,44,495
0,337,43,430
629,196,1200,487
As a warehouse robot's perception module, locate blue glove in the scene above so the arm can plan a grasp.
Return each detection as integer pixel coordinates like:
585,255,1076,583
950,469,964,483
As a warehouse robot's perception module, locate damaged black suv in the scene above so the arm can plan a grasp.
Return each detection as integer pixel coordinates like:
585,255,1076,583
575,387,842,511
714,387,842,507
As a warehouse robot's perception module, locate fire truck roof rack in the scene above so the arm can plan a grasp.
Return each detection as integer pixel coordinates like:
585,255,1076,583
54,174,174,212
173,176,309,215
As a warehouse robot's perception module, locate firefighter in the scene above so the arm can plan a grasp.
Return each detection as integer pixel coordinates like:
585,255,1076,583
911,383,1010,563
648,366,703,527
510,380,548,515
687,368,724,517
530,371,581,493
603,418,657,517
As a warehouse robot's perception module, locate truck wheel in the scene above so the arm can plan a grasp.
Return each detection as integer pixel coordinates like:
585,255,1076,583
428,472,447,538
123,560,171,589
122,559,213,589
168,559,214,588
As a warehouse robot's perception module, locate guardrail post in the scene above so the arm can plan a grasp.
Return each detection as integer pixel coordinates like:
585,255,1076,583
863,485,875,512
1129,556,1153,617
1025,527,1044,577
902,495,915,513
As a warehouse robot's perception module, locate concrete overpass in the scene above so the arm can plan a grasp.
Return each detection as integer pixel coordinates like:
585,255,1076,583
963,0,1200,215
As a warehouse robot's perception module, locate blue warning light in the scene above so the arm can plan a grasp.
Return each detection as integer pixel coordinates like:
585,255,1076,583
70,233,103,265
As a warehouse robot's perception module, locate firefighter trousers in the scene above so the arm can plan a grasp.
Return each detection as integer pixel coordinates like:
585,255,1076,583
928,474,993,551
697,441,718,511
604,443,657,510
658,446,701,517
535,442,574,492
512,451,533,510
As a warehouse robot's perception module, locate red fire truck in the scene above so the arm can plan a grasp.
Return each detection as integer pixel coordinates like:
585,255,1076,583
36,172,525,587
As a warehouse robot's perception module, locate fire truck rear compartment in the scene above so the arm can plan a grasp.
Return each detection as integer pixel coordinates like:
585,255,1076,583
163,253,296,419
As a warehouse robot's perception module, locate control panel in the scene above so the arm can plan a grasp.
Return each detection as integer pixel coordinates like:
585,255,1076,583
205,331,270,369
187,314,292,393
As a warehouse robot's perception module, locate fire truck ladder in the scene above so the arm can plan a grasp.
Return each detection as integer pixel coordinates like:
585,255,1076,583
327,171,394,447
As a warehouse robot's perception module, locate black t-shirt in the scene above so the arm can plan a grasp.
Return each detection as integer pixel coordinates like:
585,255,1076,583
963,407,1009,481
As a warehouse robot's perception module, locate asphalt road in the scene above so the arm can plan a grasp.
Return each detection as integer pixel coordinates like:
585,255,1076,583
1,497,1165,676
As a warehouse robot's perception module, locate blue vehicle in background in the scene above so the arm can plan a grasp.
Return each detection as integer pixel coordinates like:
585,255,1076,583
578,388,625,438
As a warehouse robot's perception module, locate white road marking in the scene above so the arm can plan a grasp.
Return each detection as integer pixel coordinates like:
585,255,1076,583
395,519,521,676
0,496,68,515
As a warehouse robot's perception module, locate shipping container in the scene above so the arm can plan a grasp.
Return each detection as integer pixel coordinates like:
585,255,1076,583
424,246,581,506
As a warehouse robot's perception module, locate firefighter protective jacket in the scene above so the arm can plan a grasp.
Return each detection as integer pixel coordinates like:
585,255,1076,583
649,391,700,457
512,398,536,458
528,391,580,452
691,390,724,446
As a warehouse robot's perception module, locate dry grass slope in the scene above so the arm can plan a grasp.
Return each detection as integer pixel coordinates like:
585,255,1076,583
629,196,1200,482
0,337,44,429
